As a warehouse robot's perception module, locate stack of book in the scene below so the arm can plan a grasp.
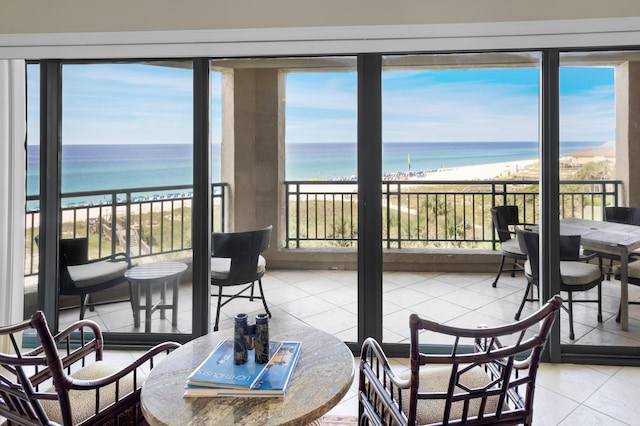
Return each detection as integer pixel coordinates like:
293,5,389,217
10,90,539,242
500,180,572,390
184,337,302,398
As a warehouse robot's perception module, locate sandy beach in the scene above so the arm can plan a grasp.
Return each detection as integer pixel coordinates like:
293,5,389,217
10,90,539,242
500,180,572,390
411,158,537,181
53,150,609,221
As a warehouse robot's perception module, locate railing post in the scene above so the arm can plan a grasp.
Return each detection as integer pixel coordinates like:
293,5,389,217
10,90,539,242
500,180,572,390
384,182,390,249
124,191,131,258
285,183,290,248
295,184,301,248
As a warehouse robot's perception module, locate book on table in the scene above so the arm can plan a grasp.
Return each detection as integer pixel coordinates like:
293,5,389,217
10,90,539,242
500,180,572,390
184,340,302,398
186,337,283,389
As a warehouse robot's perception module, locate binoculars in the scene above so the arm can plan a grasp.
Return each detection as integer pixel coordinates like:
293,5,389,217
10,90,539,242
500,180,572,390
233,313,270,365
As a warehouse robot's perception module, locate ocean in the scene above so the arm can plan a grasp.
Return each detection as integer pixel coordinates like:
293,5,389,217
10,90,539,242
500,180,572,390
26,141,604,196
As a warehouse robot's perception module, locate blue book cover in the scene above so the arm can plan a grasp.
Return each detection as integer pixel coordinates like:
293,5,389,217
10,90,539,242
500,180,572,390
186,337,282,389
184,341,302,398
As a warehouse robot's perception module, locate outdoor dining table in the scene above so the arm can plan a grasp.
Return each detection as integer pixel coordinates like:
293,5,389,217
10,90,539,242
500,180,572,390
560,218,640,331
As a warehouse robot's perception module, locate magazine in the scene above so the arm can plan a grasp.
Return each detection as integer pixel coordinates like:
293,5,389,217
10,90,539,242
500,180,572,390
184,341,302,398
186,337,282,389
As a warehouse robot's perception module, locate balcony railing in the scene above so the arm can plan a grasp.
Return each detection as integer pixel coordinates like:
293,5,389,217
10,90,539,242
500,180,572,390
24,183,228,276
284,179,622,248
25,179,622,276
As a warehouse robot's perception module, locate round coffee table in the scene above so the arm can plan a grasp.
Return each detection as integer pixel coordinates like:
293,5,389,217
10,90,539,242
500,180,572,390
125,261,187,333
141,323,354,425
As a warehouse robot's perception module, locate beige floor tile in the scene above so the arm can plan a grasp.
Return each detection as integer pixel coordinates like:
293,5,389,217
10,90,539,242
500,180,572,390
558,405,628,426
582,376,640,424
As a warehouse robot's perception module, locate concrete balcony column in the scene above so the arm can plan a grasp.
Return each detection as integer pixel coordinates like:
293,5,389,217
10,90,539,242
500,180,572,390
220,67,284,250
616,62,640,206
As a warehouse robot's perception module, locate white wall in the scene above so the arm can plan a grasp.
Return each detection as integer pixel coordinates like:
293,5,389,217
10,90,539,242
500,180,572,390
2,0,640,34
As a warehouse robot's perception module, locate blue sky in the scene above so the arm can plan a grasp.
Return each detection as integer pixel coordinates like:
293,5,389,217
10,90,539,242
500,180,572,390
26,63,615,145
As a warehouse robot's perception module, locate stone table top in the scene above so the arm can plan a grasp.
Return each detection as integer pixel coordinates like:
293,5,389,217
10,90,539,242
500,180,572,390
140,323,354,426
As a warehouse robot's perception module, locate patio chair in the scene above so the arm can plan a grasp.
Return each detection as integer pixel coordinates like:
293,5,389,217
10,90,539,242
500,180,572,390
490,205,529,287
211,225,273,331
35,236,133,320
359,295,562,426
585,206,640,280
0,310,180,426
614,260,640,322
515,227,603,340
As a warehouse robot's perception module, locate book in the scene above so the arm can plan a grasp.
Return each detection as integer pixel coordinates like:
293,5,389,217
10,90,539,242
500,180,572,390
186,337,282,389
184,341,302,398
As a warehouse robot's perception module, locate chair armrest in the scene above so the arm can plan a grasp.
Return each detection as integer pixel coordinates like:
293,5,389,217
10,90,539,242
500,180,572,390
85,252,132,267
579,250,599,262
359,337,409,426
24,319,105,387
67,342,181,391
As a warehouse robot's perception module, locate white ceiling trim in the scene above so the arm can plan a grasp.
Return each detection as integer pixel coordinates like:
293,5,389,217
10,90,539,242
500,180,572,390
1,17,640,59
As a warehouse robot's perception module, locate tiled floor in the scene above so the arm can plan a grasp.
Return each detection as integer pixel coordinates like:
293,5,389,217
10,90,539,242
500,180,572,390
54,268,640,425
61,269,640,347
99,349,640,425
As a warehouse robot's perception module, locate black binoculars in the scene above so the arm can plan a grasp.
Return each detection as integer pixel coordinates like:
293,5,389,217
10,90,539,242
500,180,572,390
233,313,270,365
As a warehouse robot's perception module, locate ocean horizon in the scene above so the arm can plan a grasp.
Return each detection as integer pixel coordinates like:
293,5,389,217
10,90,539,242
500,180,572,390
26,141,604,197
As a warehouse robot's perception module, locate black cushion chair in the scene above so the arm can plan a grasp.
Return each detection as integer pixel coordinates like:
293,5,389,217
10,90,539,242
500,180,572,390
515,227,603,340
359,295,562,426
490,205,529,287
614,259,640,322
36,236,132,320
211,225,273,331
585,206,640,280
0,310,179,426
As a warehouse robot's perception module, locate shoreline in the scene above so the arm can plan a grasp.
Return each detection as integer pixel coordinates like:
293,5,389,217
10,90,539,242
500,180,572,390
41,152,612,222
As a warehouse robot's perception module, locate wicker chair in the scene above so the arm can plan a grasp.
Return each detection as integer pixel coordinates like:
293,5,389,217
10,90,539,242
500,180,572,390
211,225,273,331
0,310,180,426
359,295,562,426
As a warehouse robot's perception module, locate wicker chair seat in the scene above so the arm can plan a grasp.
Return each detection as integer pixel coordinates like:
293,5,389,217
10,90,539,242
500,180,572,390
41,360,139,425
397,365,507,425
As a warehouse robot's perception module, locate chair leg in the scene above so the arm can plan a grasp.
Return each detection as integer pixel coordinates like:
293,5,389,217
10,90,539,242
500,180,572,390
567,291,575,340
213,286,224,332
257,278,272,318
79,294,88,320
597,283,603,323
515,281,536,320
492,255,507,288
510,259,519,278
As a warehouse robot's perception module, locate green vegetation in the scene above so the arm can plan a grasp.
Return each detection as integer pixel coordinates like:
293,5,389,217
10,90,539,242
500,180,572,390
287,160,617,248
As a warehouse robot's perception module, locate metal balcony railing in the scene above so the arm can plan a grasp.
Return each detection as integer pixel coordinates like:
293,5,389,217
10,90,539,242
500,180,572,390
24,183,228,276
284,179,622,248
24,179,622,276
